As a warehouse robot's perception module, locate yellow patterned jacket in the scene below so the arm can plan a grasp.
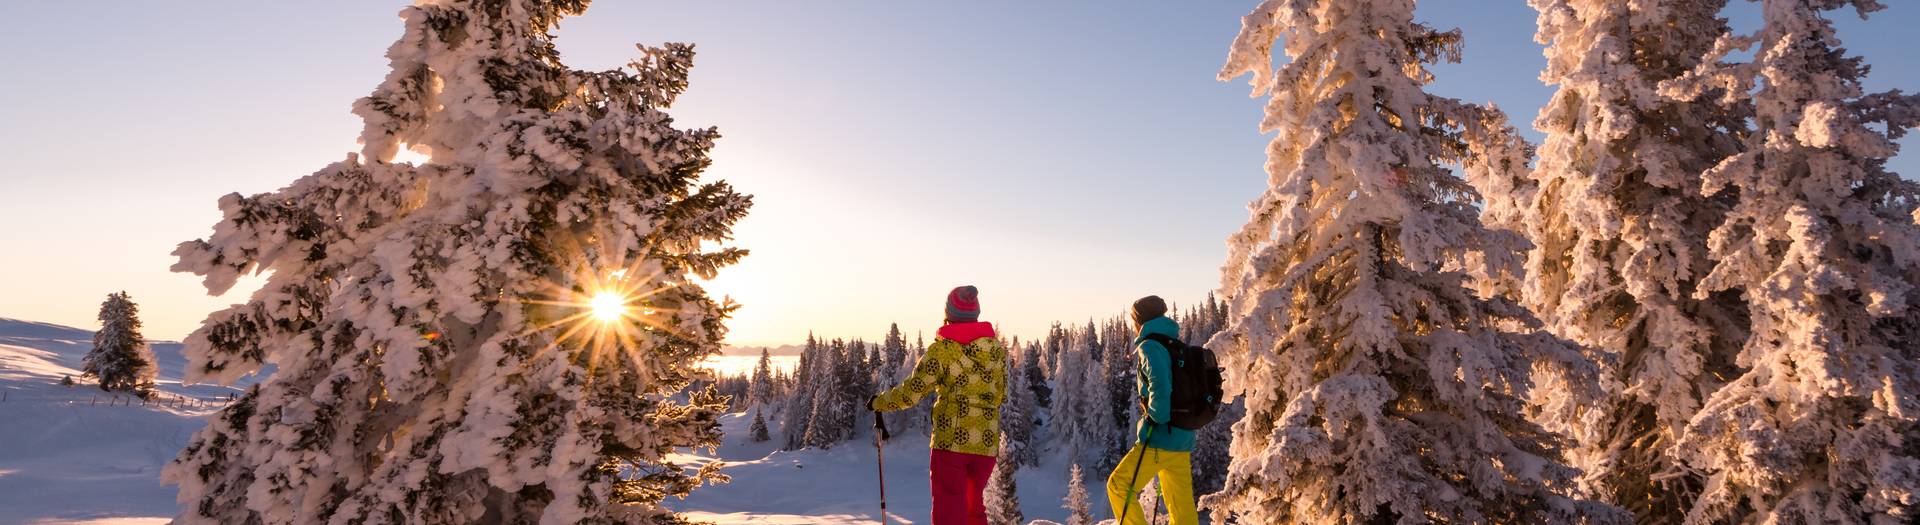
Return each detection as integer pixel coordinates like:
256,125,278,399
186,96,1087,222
872,322,1007,457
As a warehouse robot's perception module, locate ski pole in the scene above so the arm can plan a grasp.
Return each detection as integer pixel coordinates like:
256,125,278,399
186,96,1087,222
873,409,891,525
1118,424,1153,524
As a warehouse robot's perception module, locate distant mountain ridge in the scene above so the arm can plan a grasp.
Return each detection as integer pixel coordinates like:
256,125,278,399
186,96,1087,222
721,343,804,356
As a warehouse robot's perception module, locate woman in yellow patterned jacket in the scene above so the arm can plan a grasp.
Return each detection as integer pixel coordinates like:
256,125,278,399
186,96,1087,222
869,285,1007,525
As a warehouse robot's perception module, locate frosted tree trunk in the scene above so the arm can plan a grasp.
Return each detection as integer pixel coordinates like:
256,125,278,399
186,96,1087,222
1657,0,1920,522
161,2,750,523
1202,0,1623,523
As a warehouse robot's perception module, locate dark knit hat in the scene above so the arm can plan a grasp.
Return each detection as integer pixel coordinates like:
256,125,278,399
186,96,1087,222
946,285,981,322
1130,295,1168,325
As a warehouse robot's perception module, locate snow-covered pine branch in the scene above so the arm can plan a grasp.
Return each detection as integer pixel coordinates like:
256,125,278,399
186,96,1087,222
162,1,750,523
1656,1,1920,522
1203,1,1623,523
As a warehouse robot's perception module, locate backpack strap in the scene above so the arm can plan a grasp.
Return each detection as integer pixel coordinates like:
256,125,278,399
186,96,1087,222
1140,333,1183,350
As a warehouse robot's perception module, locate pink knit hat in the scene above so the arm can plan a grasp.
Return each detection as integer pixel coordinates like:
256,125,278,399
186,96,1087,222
945,285,980,322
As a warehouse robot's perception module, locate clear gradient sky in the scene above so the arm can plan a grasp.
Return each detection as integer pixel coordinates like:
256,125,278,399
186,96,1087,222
2,2,1916,347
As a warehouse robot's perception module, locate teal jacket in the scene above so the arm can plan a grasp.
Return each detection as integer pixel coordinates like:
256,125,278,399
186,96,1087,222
1134,316,1195,452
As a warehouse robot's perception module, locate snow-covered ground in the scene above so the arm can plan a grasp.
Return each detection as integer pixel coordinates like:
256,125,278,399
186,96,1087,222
0,317,1116,524
0,318,248,524
672,411,1107,524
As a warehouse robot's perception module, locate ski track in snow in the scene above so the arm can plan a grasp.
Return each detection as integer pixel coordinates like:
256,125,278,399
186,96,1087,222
0,318,1118,524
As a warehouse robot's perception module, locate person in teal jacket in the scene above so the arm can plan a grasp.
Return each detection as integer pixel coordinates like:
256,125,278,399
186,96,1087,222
1106,295,1196,525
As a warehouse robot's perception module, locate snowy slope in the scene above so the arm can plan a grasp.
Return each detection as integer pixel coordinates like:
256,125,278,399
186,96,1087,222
0,318,247,524
0,318,1127,524
0,318,262,402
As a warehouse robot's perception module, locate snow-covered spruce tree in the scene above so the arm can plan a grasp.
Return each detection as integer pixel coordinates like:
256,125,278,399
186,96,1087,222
1064,464,1093,525
1044,321,1068,379
844,339,874,431
782,334,822,450
1001,353,1041,467
1517,1,1752,520
984,433,1024,525
84,291,158,397
749,407,771,443
1655,1,1920,522
1076,348,1115,469
864,339,883,398
883,322,906,381
804,340,850,449
1021,339,1052,410
751,347,775,408
1102,317,1138,470
1202,1,1622,523
161,2,750,523
1053,327,1111,466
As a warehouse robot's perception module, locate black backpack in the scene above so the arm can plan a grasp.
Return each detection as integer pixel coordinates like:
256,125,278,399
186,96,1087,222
1141,333,1224,431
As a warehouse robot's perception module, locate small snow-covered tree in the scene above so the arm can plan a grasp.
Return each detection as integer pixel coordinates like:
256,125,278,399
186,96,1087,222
1519,1,1753,520
1656,1,1920,522
1203,1,1621,523
161,2,750,522
749,407,771,443
1064,464,1093,525
984,433,1024,525
83,291,157,397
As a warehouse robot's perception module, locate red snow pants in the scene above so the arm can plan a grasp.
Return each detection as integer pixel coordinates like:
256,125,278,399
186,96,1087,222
929,448,996,525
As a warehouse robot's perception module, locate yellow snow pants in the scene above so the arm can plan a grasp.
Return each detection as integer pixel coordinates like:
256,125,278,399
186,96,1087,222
1105,444,1197,525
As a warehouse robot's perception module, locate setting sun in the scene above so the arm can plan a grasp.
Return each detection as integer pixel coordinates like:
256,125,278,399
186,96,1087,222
589,291,626,322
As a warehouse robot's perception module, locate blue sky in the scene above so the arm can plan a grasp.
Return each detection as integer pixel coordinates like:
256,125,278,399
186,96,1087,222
1,2,1915,346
